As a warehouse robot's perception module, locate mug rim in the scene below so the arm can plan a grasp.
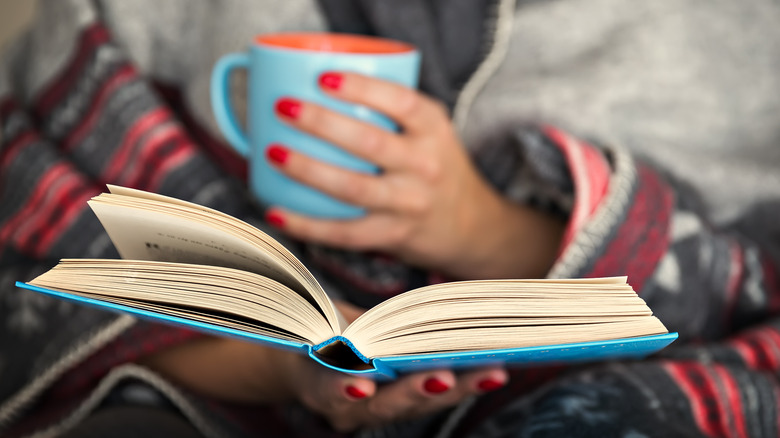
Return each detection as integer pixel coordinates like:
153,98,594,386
254,32,416,54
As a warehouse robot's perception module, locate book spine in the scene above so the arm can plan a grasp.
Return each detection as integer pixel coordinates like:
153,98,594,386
313,336,370,363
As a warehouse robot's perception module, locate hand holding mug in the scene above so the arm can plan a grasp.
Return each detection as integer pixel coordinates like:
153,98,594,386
211,33,420,218
264,72,565,280
211,33,563,279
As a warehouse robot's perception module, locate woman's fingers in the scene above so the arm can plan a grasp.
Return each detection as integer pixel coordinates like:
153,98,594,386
335,367,508,431
293,353,509,433
318,71,449,135
266,143,389,210
360,371,457,426
323,370,457,432
293,362,377,422
266,144,429,215
275,97,411,171
266,207,408,251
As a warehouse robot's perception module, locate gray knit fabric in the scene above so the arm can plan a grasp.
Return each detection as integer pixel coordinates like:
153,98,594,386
7,0,779,227
463,0,780,226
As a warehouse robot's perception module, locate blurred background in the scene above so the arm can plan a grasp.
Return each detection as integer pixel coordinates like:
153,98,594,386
0,0,36,49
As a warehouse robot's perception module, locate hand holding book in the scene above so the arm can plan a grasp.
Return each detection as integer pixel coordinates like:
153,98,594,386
139,299,508,433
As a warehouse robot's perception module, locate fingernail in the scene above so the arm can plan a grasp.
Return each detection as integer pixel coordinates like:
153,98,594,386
423,378,450,394
345,385,367,399
477,378,505,392
275,98,301,119
319,72,343,91
266,144,289,165
265,210,285,228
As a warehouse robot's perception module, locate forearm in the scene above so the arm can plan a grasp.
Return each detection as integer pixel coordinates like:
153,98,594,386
447,192,565,280
139,336,298,404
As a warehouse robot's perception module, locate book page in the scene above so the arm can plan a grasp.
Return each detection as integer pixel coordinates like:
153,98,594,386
30,259,336,343
90,189,345,332
360,318,667,357
344,278,669,358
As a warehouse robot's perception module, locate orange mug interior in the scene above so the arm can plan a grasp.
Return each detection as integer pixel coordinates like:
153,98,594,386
255,33,415,54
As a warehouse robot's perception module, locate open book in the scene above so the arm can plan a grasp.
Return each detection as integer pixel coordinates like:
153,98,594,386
17,186,677,378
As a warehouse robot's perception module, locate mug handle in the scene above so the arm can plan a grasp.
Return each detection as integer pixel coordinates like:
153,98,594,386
210,53,251,157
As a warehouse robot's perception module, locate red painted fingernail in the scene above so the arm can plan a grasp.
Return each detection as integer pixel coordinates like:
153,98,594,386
265,210,285,228
275,98,301,119
319,72,343,91
423,378,450,394
478,378,505,392
345,385,367,399
266,144,289,165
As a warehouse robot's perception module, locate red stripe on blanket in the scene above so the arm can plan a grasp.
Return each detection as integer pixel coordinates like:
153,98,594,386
664,362,728,437
0,130,37,170
146,133,197,191
728,337,760,369
750,331,779,371
153,82,248,180
745,329,780,371
0,163,79,254
587,165,673,292
34,23,111,115
32,184,100,255
123,128,195,191
0,129,38,255
732,329,779,372
542,126,611,250
761,328,780,371
14,170,91,256
101,107,172,184
712,364,748,438
62,64,136,152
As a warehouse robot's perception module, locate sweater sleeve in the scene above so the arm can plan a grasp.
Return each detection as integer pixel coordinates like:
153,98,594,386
450,125,780,438
0,6,241,429
0,13,249,261
504,125,780,342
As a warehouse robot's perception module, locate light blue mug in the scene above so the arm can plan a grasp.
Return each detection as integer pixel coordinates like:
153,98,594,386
211,33,421,218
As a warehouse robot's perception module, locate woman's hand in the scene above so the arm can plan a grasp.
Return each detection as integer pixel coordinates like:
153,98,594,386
141,301,508,432
278,300,508,432
264,72,564,280
281,351,507,432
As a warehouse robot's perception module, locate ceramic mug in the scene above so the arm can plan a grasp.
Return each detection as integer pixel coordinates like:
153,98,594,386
211,33,421,218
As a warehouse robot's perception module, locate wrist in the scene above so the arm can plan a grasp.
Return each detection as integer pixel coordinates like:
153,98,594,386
448,192,565,280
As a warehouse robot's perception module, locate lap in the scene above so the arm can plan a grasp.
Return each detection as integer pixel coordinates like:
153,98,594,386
60,405,203,438
461,359,777,438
